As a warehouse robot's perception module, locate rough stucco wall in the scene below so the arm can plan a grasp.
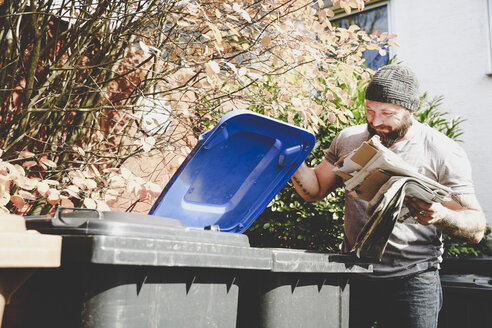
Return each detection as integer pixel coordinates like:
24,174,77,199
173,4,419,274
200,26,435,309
388,0,492,228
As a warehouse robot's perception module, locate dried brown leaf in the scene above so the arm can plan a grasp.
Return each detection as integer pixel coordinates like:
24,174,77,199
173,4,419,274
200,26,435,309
10,195,25,209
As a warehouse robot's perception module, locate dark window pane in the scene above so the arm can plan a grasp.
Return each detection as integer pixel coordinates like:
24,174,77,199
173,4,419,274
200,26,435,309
332,5,389,70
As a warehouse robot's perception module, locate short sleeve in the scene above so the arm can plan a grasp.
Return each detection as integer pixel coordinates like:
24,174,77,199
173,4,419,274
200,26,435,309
324,125,369,166
438,143,475,195
325,133,341,165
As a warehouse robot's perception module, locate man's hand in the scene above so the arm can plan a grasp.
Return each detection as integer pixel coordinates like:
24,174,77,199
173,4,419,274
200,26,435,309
404,194,486,244
404,197,447,225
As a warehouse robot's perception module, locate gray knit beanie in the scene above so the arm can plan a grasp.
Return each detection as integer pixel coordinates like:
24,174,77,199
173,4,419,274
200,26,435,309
365,64,420,111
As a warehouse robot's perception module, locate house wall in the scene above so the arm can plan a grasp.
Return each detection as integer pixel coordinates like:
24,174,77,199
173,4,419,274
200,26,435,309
388,0,492,228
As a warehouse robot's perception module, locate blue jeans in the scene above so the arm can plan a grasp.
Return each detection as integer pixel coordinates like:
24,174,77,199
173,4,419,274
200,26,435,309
349,269,443,328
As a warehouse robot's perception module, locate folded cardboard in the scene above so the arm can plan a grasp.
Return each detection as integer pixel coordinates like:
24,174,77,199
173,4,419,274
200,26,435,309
334,139,391,202
355,169,391,202
350,140,379,167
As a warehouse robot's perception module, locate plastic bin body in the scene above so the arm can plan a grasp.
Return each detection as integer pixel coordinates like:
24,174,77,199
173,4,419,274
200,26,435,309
438,257,492,328
4,211,271,328
438,274,492,328
237,249,371,328
7,264,241,328
238,271,350,328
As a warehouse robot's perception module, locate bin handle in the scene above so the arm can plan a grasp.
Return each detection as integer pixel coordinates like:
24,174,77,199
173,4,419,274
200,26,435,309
473,278,492,288
53,207,103,227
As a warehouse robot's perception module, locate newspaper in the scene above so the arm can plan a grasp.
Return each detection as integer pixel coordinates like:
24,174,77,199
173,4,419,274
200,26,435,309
334,136,451,261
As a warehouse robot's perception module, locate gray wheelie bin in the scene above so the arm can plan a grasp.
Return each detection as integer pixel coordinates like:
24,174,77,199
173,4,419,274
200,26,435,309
5,110,316,328
438,257,492,328
4,209,272,328
237,249,372,328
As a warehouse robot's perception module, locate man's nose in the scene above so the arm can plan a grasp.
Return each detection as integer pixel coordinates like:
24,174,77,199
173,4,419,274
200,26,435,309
372,114,384,126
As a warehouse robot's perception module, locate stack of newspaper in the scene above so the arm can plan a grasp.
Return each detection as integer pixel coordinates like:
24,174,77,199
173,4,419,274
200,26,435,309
333,136,451,261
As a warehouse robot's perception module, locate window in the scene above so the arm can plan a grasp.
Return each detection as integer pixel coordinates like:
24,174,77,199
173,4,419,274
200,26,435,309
331,3,389,70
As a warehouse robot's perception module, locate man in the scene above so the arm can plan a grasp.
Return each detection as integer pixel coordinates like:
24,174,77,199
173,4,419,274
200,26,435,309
291,64,487,328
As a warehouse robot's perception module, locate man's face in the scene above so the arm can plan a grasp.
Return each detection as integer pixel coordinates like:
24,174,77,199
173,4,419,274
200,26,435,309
366,99,413,147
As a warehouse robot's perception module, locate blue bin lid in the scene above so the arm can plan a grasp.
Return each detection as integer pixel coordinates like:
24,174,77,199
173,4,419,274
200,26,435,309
149,110,315,233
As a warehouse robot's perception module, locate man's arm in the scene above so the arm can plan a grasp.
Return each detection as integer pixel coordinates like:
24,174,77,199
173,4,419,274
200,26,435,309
405,194,487,244
291,159,342,202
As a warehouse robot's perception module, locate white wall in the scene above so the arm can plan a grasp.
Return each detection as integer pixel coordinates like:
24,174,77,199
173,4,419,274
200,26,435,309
388,0,492,228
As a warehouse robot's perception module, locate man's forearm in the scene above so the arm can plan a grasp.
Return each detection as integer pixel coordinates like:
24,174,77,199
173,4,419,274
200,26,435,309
291,163,323,201
291,160,340,202
435,194,487,244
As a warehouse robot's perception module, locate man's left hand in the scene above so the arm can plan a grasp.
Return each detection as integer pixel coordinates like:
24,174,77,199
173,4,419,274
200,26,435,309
404,197,447,225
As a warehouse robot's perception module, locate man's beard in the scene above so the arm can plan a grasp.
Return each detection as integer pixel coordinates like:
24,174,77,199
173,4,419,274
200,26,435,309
367,113,413,148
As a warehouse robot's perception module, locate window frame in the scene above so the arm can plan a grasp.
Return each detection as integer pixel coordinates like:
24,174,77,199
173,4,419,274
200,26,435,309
330,1,391,70
329,0,389,20
488,0,492,76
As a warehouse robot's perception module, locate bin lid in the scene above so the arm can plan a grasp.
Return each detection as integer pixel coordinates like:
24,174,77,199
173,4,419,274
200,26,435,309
441,256,492,275
25,208,250,247
24,208,273,269
269,249,372,273
440,274,492,289
149,110,315,233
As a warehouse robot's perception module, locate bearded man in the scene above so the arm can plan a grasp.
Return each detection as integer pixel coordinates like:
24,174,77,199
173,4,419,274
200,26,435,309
290,64,486,328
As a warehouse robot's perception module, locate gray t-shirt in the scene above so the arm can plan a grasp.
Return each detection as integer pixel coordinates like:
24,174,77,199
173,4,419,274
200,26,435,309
325,119,475,278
